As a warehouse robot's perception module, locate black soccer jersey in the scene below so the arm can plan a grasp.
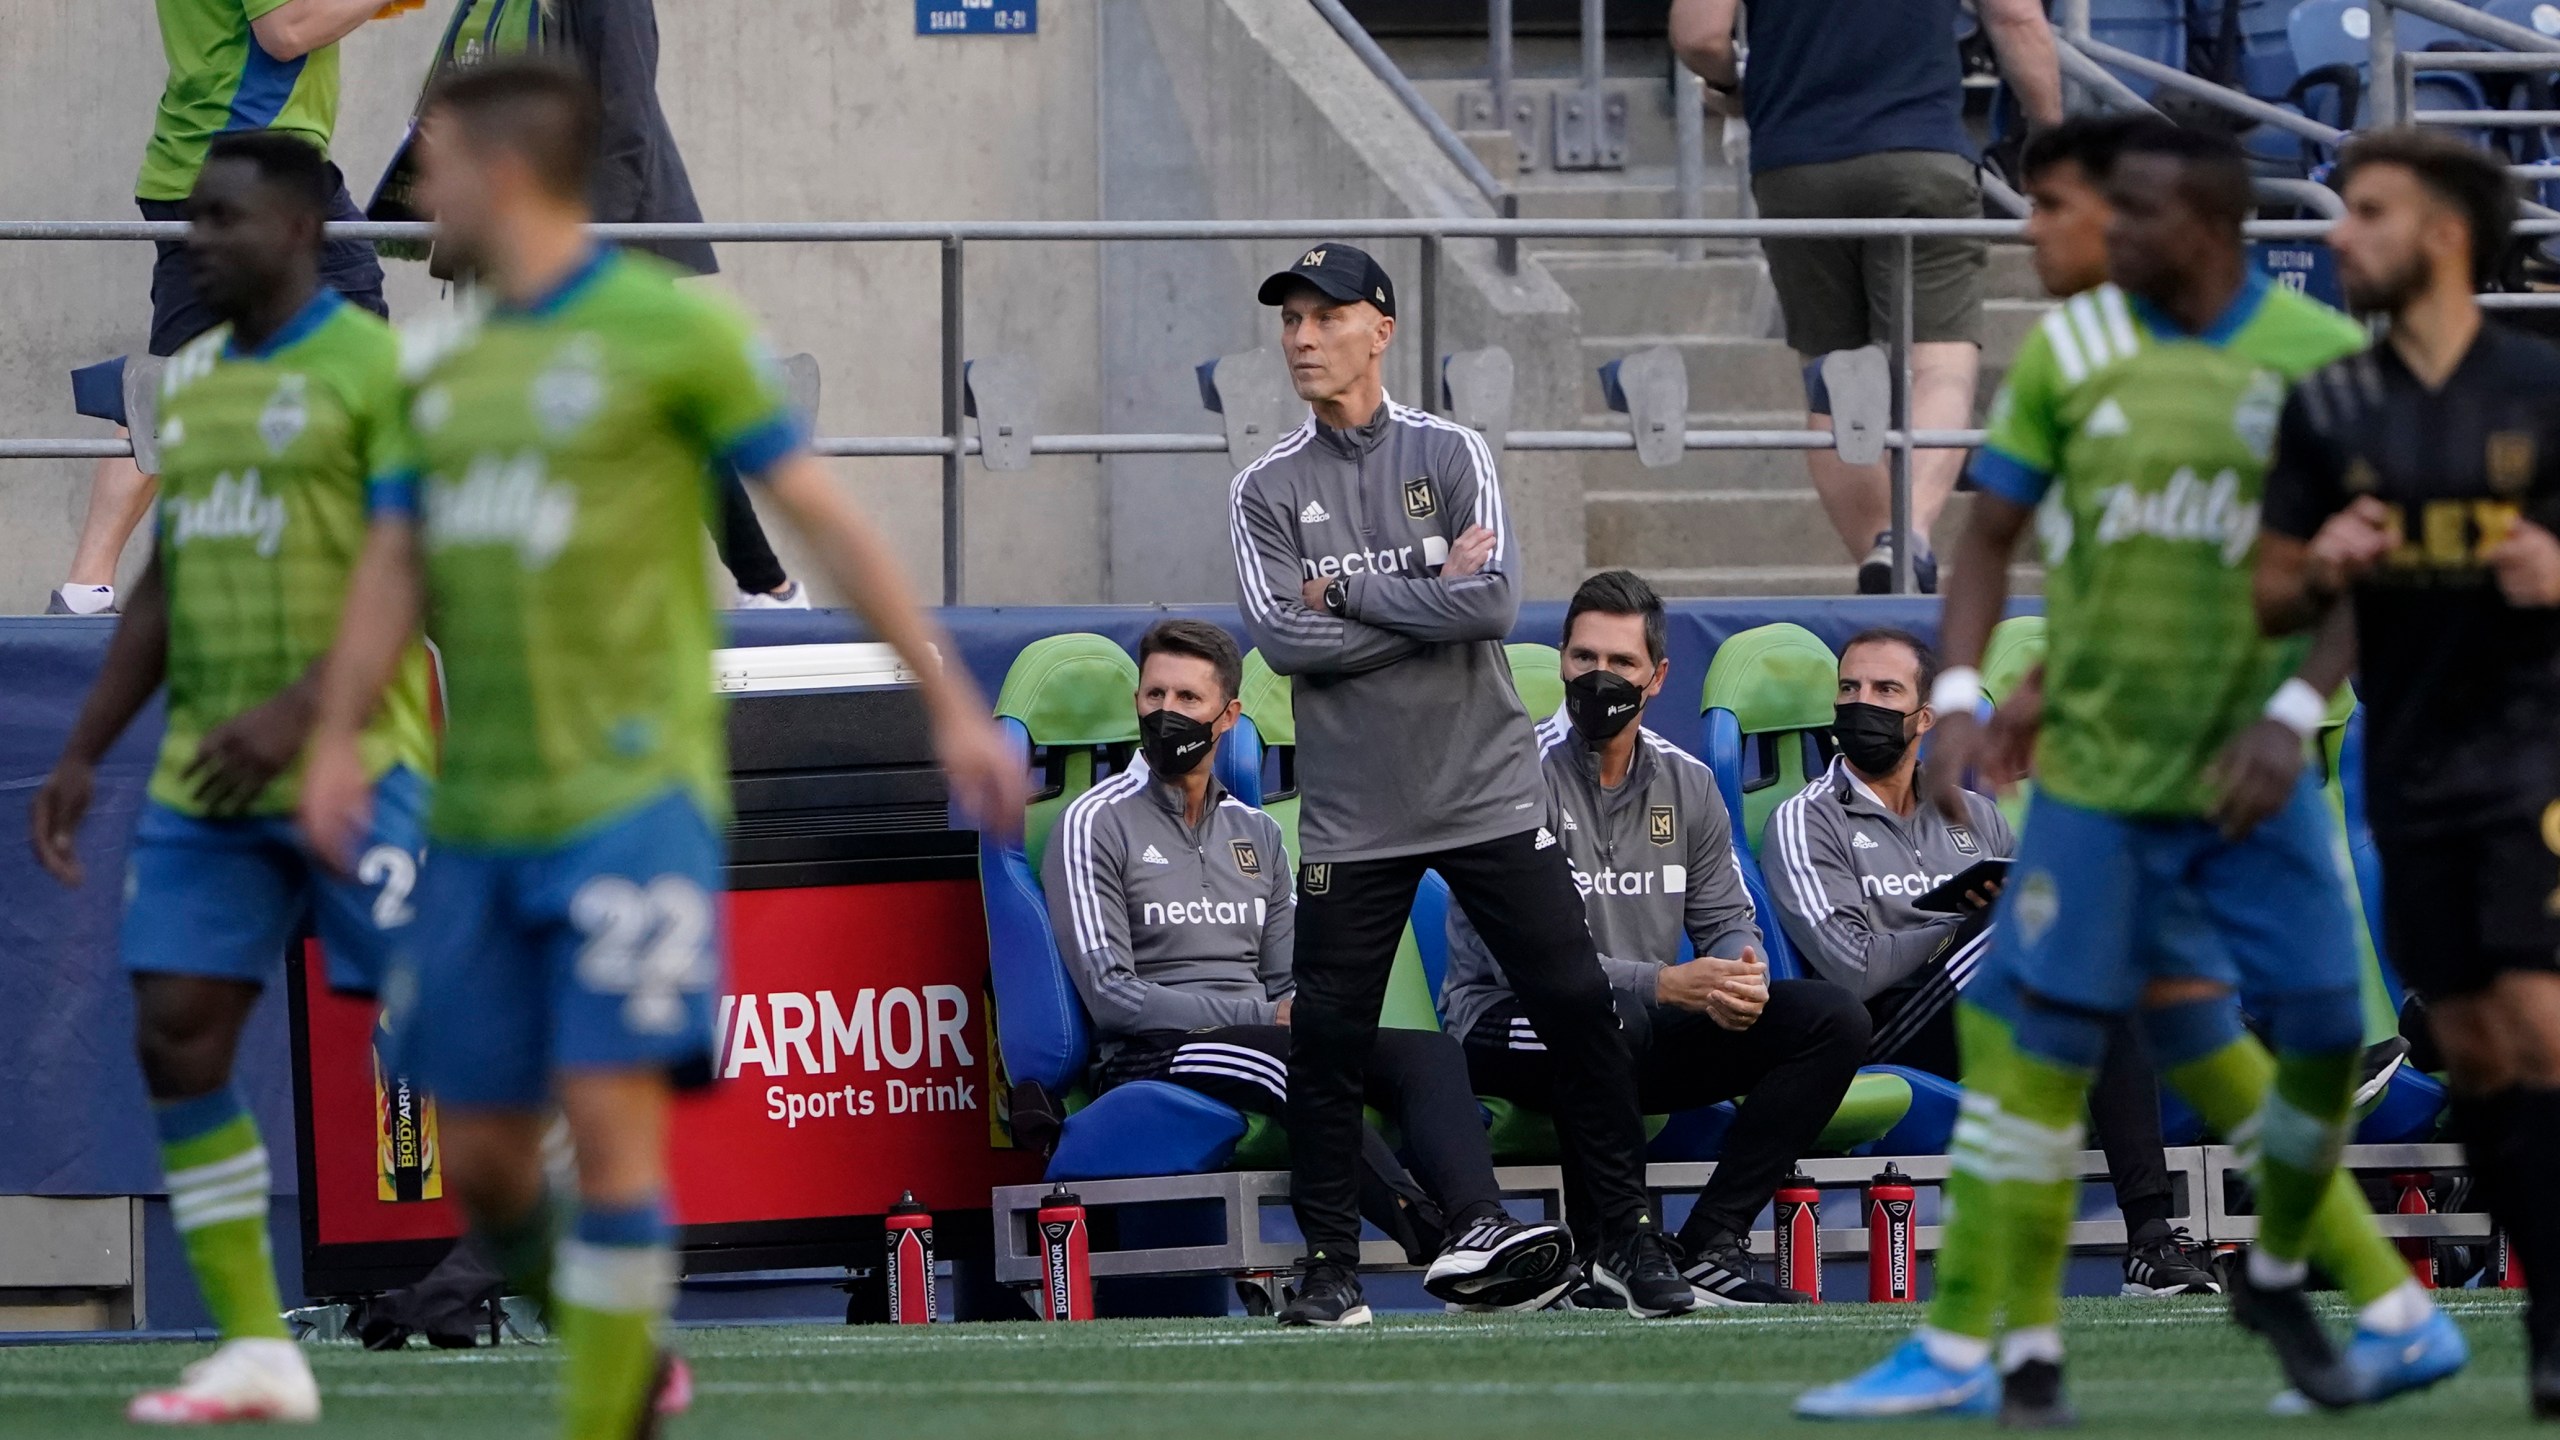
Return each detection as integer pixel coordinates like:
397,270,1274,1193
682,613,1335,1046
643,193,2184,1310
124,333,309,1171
2263,320,2560,837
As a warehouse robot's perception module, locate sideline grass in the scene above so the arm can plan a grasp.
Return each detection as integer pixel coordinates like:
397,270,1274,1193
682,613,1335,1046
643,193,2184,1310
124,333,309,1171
0,1294,2539,1438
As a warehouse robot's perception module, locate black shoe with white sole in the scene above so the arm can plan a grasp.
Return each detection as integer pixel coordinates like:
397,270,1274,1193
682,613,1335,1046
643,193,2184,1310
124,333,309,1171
1680,1234,1809,1307
1998,1359,2078,1430
2228,1262,2356,1409
2121,1221,2221,1297
1275,1257,1371,1329
2354,1037,2411,1111
1590,1229,1697,1318
1423,1216,1574,1312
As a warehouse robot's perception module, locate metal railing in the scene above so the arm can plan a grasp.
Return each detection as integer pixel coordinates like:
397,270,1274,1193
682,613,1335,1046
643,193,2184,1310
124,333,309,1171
8,214,2559,601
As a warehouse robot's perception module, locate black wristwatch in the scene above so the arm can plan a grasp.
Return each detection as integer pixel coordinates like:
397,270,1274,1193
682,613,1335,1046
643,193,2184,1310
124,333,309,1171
1322,578,1350,616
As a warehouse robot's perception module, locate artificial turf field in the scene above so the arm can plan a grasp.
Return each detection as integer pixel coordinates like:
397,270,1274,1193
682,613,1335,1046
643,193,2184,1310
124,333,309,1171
0,1294,2541,1438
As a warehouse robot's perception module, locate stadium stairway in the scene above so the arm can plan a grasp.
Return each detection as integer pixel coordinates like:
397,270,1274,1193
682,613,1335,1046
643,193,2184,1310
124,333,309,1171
1390,32,2055,597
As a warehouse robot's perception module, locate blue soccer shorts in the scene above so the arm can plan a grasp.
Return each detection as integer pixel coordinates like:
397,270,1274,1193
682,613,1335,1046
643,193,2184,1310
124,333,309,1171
121,764,429,996
1981,771,2362,1015
386,788,725,1110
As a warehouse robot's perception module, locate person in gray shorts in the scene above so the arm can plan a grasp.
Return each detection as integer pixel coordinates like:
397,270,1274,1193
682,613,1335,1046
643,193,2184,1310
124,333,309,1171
1671,0,2060,592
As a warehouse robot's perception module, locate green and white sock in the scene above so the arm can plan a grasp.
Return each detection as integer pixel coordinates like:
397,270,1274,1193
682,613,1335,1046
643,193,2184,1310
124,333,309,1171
555,1200,672,1440
155,1087,288,1341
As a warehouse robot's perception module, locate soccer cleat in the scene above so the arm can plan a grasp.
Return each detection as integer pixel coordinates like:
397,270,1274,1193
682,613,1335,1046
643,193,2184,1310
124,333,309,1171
127,1338,321,1425
1795,1335,1998,1420
2339,1309,2468,1405
2121,1221,2221,1297
736,579,810,610
654,1351,693,1416
1422,1216,1574,1312
1998,1360,2078,1430
2228,1263,2358,1409
1275,1257,1372,1328
1681,1234,1809,1307
1589,1228,1697,1318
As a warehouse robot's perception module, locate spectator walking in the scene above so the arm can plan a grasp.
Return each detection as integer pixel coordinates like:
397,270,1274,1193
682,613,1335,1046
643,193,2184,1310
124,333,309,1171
57,0,399,615
1669,0,2061,592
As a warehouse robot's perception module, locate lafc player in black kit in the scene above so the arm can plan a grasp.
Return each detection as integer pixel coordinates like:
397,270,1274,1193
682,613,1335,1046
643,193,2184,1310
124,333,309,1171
2257,129,2560,1418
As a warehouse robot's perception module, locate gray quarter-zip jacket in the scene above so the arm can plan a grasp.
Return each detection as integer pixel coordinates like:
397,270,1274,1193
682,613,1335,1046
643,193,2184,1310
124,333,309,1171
1762,755,2014,1002
1040,755,1297,1060
1227,395,1547,864
1442,711,1764,1043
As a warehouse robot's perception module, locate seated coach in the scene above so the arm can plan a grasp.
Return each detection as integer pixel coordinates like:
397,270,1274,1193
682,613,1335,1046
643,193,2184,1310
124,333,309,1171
1444,572,1870,1306
1042,619,1576,1323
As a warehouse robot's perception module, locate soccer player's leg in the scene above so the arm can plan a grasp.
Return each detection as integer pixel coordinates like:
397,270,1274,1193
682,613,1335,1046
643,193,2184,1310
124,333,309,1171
2196,774,2463,1406
535,791,727,1440
119,806,318,1424
2384,818,2560,1413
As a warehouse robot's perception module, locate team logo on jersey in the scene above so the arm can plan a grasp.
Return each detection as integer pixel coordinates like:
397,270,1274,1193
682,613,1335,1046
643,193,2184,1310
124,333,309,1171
532,335,607,439
258,374,309,455
1231,840,1261,877
1140,844,1170,866
2233,370,2284,462
2489,431,2537,497
1648,806,1676,847
425,452,579,569
2014,868,2060,945
1403,476,1436,519
2344,457,2380,495
1948,825,1978,856
1301,863,1331,895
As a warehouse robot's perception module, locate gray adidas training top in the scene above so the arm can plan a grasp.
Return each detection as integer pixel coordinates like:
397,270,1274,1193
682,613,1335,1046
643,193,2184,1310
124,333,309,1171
1442,712,1764,1044
1762,755,2014,1002
1040,755,1296,1060
1228,397,1547,864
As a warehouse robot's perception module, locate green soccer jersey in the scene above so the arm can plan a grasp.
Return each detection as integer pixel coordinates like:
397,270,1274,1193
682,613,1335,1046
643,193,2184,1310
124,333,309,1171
370,250,801,847
1972,274,2366,818
140,0,341,201
152,293,436,817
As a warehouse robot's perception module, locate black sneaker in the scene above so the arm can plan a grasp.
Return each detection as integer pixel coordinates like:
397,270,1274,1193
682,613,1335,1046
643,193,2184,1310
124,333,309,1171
1557,1274,1626,1311
2121,1221,2220,1297
2229,1260,2357,1409
1857,533,1894,594
1275,1256,1372,1328
1998,1359,2077,1430
1423,1215,1574,1312
1589,1228,1697,1318
2532,1342,2559,1420
1680,1234,1809,1307
2354,1036,2412,1111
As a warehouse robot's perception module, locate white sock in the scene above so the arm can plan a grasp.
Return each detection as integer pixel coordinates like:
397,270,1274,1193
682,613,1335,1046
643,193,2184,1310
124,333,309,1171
1998,1326,2064,1373
2358,1279,2433,1336
2247,1249,2310,1289
1919,1325,1992,1372
54,584,115,615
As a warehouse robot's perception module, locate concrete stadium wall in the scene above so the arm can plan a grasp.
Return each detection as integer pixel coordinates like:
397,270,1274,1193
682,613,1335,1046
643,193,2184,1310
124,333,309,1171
0,0,1580,611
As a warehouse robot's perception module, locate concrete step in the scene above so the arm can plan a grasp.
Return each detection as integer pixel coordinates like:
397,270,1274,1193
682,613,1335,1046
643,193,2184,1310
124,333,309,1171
1543,253,1771,337
1405,70,1724,178
1586,488,2003,572
1638,562,2045,597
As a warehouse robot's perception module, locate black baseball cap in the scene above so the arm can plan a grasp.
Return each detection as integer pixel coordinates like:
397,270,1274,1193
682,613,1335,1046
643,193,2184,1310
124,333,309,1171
1257,242,1396,317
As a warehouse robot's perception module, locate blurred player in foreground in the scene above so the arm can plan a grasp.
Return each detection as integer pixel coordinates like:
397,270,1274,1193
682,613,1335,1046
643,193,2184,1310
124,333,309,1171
2257,128,2560,1419
29,131,435,1423
297,60,1023,1438
1799,124,2462,1425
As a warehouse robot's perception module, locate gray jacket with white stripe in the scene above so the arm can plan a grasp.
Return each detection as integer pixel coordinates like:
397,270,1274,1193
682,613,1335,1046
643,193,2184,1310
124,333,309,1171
1039,756,1297,1062
1227,397,1547,864
1441,714,1764,1044
1762,756,2013,1002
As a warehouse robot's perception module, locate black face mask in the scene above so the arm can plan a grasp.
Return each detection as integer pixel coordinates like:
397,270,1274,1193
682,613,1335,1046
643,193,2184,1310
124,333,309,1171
1565,669,1647,743
1140,707,1218,777
1834,701,1917,776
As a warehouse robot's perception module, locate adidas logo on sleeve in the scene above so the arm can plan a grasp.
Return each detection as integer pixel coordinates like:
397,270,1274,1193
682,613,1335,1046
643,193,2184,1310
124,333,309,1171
1299,499,1331,524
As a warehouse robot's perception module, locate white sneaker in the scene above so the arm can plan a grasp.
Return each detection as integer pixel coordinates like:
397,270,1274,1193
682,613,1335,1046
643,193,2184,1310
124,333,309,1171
735,578,810,609
47,583,116,616
127,1337,320,1425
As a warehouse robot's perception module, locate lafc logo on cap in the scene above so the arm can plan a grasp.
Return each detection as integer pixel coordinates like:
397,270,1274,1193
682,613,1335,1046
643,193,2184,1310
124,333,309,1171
1301,248,1328,267
1302,863,1331,895
1649,806,1676,846
1404,476,1436,518
1232,840,1262,877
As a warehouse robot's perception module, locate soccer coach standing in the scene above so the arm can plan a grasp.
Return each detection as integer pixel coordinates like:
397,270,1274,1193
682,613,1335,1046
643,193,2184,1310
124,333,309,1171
1229,244,1694,1323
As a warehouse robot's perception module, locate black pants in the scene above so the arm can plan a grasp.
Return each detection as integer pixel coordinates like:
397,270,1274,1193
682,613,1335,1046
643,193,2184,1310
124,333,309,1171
142,181,386,356
712,469,788,595
1291,828,1650,1258
1103,1024,1504,1251
1878,919,2176,1235
1465,980,1870,1253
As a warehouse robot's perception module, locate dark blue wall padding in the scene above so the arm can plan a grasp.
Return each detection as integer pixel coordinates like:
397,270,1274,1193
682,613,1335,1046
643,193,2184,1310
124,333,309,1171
1046,1081,1249,1182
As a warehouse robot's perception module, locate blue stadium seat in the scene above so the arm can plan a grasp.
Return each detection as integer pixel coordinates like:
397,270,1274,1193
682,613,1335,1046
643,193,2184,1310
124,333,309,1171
2090,0,2190,94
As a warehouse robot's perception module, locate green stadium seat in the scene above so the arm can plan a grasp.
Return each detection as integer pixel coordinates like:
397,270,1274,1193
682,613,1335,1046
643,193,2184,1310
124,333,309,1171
1701,623,1839,856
